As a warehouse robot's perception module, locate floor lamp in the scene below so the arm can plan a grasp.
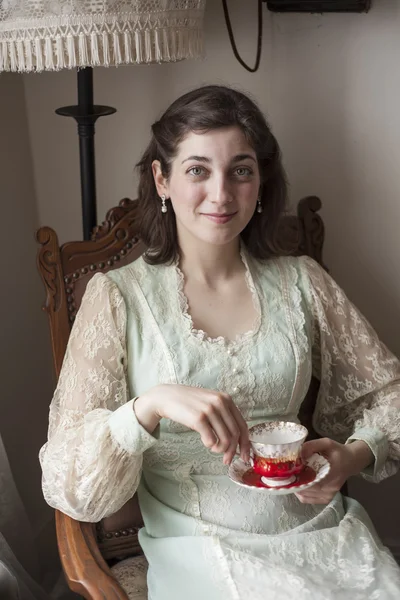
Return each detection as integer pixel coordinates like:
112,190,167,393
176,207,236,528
0,0,206,240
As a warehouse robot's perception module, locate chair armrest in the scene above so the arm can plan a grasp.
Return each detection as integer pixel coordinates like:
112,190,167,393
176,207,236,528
56,510,129,600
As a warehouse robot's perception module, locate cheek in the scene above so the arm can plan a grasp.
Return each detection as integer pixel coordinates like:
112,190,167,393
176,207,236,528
169,182,204,215
241,187,258,209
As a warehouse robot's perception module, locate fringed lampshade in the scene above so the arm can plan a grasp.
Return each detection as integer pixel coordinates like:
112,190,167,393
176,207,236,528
0,0,206,72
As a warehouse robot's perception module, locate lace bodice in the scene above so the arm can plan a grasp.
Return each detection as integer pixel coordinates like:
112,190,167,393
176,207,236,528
40,253,400,523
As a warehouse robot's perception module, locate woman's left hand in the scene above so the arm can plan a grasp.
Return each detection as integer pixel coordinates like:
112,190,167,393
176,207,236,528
295,437,374,505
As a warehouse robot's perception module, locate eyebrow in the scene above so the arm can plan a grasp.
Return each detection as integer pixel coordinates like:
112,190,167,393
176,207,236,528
232,154,256,163
182,155,211,164
181,154,256,164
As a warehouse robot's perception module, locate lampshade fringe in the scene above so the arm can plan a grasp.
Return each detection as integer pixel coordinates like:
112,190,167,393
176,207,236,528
0,24,204,72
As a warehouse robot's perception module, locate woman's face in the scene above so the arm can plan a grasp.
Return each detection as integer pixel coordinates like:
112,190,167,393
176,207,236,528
152,126,261,249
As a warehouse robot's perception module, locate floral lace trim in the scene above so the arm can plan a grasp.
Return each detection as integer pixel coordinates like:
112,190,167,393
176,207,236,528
275,258,310,415
174,246,262,347
280,259,309,362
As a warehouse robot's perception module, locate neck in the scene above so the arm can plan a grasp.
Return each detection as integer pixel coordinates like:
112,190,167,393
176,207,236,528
178,235,243,285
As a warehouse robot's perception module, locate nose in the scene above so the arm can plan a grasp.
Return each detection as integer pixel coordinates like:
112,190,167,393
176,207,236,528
211,175,232,205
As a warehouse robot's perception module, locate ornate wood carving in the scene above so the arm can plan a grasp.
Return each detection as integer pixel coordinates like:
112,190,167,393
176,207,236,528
59,200,143,324
96,524,142,561
60,200,142,271
91,199,136,241
36,226,70,378
62,233,143,325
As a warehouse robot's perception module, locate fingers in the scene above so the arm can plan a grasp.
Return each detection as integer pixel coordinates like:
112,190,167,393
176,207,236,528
191,391,249,465
206,405,237,461
226,397,250,462
301,437,334,460
196,417,220,451
192,395,235,458
295,486,337,504
295,493,333,505
295,483,323,503
296,491,330,504
217,394,250,464
295,480,339,505
162,386,249,465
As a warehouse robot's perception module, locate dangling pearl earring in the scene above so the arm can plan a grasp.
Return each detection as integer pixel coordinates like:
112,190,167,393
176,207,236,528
161,194,167,213
257,197,263,214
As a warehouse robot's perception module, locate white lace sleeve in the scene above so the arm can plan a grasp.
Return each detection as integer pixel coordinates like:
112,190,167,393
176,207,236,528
39,273,157,522
302,256,400,483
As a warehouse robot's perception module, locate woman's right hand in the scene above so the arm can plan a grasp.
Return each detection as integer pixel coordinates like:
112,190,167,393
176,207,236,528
134,384,250,465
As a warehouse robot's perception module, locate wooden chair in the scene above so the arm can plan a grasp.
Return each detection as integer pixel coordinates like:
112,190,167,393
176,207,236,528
36,195,326,600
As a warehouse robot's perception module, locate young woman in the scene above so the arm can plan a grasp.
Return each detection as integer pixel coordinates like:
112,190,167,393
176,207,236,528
40,86,400,599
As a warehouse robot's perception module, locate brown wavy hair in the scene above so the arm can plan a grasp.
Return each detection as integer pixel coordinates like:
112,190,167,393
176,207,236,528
136,85,288,264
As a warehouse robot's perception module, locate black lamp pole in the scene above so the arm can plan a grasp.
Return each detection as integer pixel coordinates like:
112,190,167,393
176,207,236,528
56,67,116,240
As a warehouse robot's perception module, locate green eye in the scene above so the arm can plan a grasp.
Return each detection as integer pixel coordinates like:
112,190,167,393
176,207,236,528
188,166,205,176
235,167,252,176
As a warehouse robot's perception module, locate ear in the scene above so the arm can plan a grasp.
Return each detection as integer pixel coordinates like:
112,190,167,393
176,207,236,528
152,160,169,198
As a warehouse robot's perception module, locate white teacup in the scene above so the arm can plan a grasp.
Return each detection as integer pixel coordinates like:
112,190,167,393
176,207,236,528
248,421,308,487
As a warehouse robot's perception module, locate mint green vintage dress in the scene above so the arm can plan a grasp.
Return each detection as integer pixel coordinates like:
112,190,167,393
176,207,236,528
40,251,400,600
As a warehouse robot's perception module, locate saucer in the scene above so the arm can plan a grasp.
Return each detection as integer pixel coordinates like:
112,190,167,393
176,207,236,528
228,453,330,495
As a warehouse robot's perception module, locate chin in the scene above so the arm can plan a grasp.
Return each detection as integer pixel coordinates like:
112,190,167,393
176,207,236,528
201,221,250,244
198,230,241,247
179,218,250,247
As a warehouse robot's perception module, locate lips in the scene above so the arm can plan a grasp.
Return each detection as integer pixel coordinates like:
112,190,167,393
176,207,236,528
201,212,237,224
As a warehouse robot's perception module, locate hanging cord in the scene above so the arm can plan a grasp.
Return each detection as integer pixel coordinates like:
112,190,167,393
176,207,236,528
222,0,264,73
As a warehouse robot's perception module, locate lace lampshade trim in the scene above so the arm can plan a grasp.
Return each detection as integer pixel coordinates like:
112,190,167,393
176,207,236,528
0,13,204,72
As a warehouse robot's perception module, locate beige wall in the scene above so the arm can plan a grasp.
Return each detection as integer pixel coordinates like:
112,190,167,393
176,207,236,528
21,0,400,556
0,73,55,567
